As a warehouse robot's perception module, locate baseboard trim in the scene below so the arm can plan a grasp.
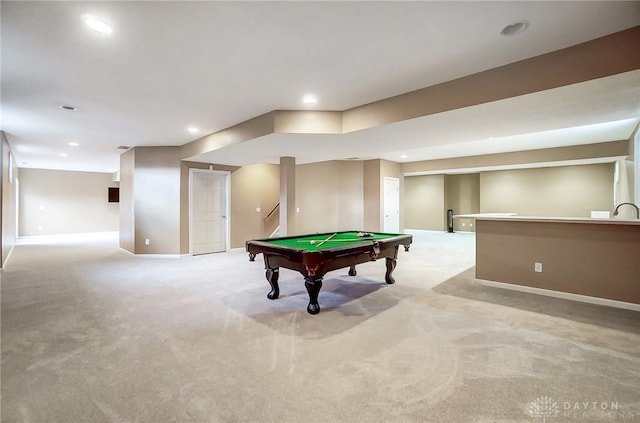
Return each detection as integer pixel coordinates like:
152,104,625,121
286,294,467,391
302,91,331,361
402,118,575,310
475,279,640,312
119,248,181,258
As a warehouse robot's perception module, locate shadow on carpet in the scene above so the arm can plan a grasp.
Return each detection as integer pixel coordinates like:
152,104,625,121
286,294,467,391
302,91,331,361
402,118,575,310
224,274,425,337
433,267,640,336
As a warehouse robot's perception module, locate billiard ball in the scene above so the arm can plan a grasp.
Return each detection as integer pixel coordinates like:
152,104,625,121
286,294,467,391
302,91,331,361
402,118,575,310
310,240,316,244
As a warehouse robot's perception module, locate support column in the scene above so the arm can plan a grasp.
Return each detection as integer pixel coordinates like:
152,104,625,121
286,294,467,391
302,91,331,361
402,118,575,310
279,156,296,236
363,160,381,232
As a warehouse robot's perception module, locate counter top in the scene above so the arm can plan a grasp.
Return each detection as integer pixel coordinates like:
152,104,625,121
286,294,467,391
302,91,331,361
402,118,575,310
471,215,640,225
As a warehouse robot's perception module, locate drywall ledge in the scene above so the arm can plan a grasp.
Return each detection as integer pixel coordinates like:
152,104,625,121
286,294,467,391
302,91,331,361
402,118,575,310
475,217,640,305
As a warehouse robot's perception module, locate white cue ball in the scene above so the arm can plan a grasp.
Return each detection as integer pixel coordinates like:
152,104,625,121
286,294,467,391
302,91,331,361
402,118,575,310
310,240,316,244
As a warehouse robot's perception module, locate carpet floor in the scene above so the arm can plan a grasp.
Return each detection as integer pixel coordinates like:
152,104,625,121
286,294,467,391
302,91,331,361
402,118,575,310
1,230,638,423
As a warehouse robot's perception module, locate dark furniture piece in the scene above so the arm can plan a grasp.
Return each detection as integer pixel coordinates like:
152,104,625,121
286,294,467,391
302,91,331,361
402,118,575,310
246,231,412,314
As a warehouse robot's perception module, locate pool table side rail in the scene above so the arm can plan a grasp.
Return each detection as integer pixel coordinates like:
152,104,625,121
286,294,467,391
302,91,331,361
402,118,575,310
246,233,412,278
245,232,412,255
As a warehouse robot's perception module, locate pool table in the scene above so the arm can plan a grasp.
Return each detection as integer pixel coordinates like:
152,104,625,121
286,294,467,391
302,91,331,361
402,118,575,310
246,231,412,314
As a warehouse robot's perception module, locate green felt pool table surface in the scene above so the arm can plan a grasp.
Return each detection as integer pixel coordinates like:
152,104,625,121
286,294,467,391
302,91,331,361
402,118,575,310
263,231,397,251
246,231,413,314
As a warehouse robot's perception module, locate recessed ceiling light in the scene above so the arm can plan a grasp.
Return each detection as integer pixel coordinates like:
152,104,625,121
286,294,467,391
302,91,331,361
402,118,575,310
83,15,113,34
187,127,199,134
59,105,77,111
400,154,408,159
60,153,68,157
303,95,318,105
500,21,529,36
68,141,79,146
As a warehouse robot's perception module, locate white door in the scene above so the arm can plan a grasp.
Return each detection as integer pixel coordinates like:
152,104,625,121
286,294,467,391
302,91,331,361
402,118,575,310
383,177,400,233
190,170,228,255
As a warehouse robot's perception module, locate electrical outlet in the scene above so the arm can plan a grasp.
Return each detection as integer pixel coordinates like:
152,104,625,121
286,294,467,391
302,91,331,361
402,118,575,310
256,207,261,212
534,262,543,272
145,239,150,246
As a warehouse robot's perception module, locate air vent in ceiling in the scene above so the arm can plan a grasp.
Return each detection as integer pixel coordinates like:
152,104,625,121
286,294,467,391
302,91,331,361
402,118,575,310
117,145,131,150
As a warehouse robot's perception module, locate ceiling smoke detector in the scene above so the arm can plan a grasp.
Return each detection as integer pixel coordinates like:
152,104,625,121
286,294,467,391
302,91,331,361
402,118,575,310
500,21,530,36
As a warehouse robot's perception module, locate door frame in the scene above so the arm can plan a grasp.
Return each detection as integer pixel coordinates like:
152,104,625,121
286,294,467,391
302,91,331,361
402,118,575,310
189,168,231,255
383,176,400,233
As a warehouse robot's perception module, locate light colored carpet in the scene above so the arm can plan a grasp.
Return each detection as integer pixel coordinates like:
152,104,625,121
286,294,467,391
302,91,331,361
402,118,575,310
1,230,639,423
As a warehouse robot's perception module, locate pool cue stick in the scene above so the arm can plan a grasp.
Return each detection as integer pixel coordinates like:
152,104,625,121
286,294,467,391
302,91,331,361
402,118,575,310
315,232,338,247
297,238,371,243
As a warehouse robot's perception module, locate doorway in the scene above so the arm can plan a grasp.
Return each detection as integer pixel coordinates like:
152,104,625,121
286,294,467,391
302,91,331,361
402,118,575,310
189,169,230,255
383,177,400,233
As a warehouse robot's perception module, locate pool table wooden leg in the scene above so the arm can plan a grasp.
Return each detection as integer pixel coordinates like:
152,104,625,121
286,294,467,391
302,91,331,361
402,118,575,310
266,268,280,300
304,277,323,315
348,265,357,276
385,257,397,284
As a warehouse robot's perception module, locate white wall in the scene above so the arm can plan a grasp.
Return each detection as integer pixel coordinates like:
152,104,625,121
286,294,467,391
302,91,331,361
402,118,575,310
19,168,119,236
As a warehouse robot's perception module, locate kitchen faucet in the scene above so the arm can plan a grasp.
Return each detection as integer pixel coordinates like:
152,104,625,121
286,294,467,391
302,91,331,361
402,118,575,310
613,202,640,220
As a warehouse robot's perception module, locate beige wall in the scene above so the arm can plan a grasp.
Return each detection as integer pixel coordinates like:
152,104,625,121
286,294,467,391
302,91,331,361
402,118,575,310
182,112,275,160
123,153,279,254
476,219,640,304
120,147,182,254
1,132,18,267
126,155,364,253
119,149,135,252
363,160,381,231
119,152,619,255
230,163,280,248
273,111,343,134
295,160,363,234
133,147,181,254
402,141,628,175
480,163,615,218
337,161,365,231
19,168,119,236
343,27,640,133
404,175,445,231
404,163,615,231
445,173,480,232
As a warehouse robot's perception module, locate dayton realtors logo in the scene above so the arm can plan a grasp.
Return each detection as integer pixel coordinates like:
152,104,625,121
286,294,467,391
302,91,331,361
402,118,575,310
528,396,560,422
527,396,635,421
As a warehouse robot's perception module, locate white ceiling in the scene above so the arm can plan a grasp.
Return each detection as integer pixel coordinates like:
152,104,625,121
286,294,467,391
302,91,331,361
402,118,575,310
2,1,640,173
